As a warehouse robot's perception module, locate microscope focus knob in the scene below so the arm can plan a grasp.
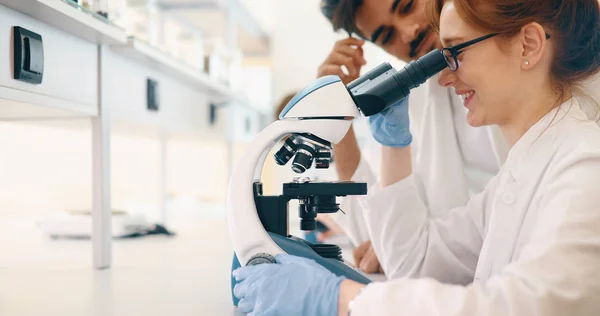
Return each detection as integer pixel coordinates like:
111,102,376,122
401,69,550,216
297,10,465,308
246,253,277,266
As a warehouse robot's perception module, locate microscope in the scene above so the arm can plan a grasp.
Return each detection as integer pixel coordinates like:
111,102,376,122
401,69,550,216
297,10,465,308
228,49,449,305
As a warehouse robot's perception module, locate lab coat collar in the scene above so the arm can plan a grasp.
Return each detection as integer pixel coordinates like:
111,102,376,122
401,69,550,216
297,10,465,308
486,124,509,168
504,98,584,180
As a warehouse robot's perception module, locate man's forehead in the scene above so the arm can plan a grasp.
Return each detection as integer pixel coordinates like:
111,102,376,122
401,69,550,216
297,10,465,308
354,0,395,37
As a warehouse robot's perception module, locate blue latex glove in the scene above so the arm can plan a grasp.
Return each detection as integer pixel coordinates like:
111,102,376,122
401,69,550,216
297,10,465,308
233,254,344,316
369,97,412,147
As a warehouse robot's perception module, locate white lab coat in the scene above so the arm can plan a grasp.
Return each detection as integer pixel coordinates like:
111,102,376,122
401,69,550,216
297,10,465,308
349,98,600,315
332,77,509,246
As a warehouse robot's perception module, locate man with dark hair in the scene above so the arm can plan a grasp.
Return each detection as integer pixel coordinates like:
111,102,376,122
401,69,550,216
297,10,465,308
317,0,509,275
321,0,439,62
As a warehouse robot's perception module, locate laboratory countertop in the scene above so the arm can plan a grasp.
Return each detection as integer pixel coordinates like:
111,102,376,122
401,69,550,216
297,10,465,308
0,214,379,316
0,215,243,316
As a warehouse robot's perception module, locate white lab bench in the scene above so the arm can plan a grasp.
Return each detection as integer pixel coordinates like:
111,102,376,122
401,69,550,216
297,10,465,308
0,214,245,316
0,0,263,273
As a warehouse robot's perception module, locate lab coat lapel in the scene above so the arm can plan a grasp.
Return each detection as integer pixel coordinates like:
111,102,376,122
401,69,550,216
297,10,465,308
486,125,509,168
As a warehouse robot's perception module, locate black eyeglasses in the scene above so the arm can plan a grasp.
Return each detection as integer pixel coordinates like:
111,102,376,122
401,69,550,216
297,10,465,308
441,32,552,72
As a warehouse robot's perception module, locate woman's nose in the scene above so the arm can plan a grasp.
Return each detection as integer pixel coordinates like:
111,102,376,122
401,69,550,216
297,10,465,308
438,68,456,87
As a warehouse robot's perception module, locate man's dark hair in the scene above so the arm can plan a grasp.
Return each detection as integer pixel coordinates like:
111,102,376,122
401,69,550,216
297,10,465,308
320,0,365,38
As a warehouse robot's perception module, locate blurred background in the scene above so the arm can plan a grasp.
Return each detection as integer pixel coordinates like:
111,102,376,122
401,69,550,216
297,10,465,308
0,0,402,315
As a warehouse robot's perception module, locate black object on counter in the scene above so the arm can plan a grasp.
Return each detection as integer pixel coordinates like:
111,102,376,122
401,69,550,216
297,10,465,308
117,224,176,239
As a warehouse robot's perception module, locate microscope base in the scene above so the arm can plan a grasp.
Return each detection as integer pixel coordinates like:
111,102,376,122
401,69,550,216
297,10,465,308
230,232,372,306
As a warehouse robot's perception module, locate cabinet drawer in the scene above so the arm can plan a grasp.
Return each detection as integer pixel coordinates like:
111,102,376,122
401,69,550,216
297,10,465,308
228,104,261,142
0,5,97,115
102,48,226,138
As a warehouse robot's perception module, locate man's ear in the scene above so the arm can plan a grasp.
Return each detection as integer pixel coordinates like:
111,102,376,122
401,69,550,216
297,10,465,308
519,22,548,69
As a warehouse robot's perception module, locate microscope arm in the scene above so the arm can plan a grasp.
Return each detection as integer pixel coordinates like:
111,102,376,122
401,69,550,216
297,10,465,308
227,118,353,266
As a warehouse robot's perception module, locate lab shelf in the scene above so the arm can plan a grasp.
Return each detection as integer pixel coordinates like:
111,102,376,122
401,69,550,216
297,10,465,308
101,45,228,140
0,0,128,46
157,0,270,56
110,37,244,104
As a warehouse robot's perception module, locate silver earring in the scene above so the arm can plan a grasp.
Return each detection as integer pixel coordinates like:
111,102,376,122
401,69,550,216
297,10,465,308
524,60,530,66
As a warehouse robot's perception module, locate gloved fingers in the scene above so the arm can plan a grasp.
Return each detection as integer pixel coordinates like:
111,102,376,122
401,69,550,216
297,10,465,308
237,297,255,314
232,267,246,281
276,254,327,273
233,264,268,281
233,280,248,299
369,114,384,126
391,97,409,109
275,253,311,265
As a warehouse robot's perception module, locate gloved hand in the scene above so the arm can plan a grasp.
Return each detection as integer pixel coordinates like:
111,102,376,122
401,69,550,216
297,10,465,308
233,254,345,316
369,97,412,147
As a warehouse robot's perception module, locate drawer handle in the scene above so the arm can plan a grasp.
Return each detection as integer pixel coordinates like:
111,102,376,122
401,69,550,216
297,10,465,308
13,26,44,84
147,78,159,111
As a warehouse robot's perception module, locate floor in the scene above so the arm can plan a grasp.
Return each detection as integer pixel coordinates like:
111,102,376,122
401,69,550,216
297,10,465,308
0,212,242,316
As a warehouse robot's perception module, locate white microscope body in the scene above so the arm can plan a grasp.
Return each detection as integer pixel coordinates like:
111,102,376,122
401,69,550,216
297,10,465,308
226,75,360,266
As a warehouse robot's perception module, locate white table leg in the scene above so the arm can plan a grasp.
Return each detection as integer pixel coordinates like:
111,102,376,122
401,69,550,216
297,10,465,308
159,130,168,225
92,45,111,270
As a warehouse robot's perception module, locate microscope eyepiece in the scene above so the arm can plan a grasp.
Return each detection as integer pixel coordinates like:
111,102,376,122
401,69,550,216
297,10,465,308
394,49,448,93
348,49,448,116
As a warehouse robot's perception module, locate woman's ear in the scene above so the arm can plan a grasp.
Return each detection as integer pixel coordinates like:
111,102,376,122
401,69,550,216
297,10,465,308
520,22,548,69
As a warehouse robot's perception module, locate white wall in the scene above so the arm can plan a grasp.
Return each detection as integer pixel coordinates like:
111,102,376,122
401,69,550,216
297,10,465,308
271,0,403,105
240,0,276,34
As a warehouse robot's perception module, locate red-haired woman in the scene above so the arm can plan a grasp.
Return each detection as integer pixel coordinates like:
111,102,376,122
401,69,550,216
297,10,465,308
233,1,600,315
